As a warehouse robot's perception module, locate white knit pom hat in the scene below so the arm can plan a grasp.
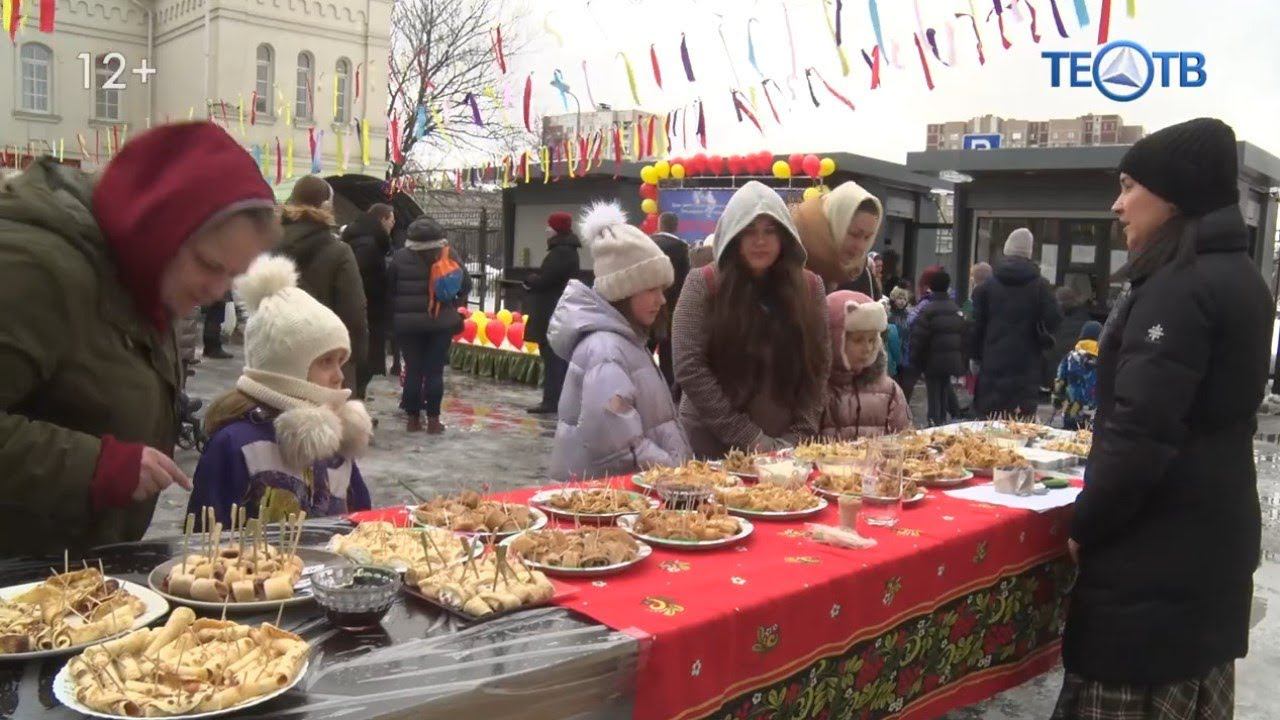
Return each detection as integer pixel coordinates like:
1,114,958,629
579,201,674,302
232,255,371,469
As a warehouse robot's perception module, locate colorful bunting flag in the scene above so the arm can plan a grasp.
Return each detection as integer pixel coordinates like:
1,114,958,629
39,0,51,32
913,33,935,90
492,25,507,73
680,33,695,81
360,118,370,166
618,52,641,106
522,74,533,131
1098,0,1112,43
650,44,663,89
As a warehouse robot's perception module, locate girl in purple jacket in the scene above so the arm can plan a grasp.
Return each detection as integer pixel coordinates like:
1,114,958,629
188,255,373,528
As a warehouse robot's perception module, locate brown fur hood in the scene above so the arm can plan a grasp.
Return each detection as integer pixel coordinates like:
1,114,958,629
281,204,334,227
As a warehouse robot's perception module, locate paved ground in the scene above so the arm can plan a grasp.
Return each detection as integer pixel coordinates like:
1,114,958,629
155,348,1280,719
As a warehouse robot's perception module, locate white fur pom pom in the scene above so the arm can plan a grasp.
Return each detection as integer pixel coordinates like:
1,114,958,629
336,401,373,458
577,201,629,247
235,254,299,313
273,404,342,471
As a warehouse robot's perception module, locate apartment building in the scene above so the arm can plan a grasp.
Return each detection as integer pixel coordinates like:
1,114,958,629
541,109,662,161
925,114,1143,150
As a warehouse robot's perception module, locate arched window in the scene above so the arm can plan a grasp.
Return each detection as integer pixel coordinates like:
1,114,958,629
19,43,53,113
255,44,273,115
295,51,314,120
334,58,351,123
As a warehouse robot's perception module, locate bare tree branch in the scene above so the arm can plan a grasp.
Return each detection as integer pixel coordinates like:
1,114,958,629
387,0,537,177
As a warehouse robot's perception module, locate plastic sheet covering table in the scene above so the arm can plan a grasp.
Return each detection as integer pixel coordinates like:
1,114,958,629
0,519,638,720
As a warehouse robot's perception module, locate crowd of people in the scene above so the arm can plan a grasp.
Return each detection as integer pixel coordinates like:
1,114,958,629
0,116,1271,718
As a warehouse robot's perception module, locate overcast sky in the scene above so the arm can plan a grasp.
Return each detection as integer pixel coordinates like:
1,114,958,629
498,0,1280,164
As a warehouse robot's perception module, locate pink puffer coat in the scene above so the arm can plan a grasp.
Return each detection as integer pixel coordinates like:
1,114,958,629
819,291,911,439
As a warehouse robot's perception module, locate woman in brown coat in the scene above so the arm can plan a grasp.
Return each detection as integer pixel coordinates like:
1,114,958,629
672,181,830,458
791,180,885,298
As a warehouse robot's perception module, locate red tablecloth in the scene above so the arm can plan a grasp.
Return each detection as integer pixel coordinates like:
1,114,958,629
351,480,1074,720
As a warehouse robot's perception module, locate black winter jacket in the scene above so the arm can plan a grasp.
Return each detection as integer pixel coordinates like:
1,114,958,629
908,292,967,377
341,216,391,320
387,246,471,336
525,233,581,344
1064,206,1271,684
651,232,691,310
969,257,1062,415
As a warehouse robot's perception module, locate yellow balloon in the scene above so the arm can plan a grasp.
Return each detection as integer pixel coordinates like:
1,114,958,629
671,163,686,179
640,165,658,185
470,310,485,323
473,314,488,344
803,186,822,201
819,157,836,177
654,160,671,180
641,198,658,214
525,341,539,354
772,160,792,180
497,308,513,326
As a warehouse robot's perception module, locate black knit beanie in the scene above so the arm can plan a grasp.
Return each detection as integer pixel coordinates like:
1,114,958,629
407,216,446,243
1118,118,1239,218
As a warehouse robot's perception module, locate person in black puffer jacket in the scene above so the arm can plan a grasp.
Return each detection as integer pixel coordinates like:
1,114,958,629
1052,118,1271,720
387,217,471,434
524,212,581,415
341,203,394,399
969,228,1062,417
908,270,967,426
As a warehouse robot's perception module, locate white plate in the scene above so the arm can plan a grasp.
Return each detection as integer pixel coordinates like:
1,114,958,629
408,504,549,540
903,491,927,505
54,656,308,719
631,472,742,491
721,495,829,521
616,513,754,551
326,530,483,573
0,579,169,661
925,470,977,487
499,532,653,576
529,489,658,521
809,486,927,505
147,548,347,613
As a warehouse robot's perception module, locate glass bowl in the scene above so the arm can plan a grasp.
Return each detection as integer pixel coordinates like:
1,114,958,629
312,565,401,631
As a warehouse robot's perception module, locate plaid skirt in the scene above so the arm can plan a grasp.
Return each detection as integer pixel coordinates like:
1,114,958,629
1051,663,1234,720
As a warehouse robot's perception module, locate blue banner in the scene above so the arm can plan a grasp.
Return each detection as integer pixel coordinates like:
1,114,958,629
660,187,804,243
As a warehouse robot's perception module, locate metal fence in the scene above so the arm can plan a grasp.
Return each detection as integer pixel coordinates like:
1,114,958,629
429,208,504,312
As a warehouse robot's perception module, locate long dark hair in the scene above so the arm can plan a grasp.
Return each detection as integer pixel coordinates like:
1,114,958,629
609,299,669,341
1114,214,1194,281
706,237,827,409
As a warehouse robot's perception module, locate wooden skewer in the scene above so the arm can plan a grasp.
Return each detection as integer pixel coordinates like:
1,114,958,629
274,600,285,628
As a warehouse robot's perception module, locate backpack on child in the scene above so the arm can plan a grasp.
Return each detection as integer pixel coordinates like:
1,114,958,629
428,246,464,316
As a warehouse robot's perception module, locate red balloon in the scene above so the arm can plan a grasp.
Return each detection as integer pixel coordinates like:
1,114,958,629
710,156,725,176
485,311,496,320
726,156,740,175
788,153,805,175
460,319,477,343
641,213,659,234
457,306,470,317
506,322,525,349
639,183,658,200
484,319,506,347
758,151,774,173
690,153,707,175
802,153,822,177
512,311,524,324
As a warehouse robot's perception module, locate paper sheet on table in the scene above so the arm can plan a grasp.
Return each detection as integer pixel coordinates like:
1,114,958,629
945,483,1082,513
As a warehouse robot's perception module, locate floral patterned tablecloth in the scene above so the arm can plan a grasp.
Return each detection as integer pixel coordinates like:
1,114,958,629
352,479,1074,720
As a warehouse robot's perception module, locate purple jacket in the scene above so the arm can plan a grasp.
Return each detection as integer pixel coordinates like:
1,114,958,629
188,410,371,528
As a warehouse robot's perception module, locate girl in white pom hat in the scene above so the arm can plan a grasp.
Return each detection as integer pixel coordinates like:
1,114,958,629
188,255,373,528
547,201,691,480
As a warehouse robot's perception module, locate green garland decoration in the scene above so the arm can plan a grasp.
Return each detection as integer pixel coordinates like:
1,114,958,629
449,342,544,386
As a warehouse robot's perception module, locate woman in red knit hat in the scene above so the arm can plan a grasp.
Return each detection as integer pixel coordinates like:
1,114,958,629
0,122,279,555
523,211,581,415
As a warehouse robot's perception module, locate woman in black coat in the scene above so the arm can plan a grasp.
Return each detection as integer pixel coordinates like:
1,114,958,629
909,270,968,426
341,203,394,399
1054,118,1271,719
523,212,581,415
969,228,1062,416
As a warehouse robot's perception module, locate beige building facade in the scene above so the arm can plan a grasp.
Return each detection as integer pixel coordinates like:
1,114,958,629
926,114,1143,151
3,0,389,176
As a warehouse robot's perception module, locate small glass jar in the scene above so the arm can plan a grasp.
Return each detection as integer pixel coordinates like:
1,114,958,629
312,565,401,631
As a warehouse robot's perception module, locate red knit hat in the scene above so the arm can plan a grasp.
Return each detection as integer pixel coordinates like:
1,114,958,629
92,122,275,330
547,211,573,234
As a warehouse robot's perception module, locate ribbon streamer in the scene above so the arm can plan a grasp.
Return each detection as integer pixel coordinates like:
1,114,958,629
1072,0,1089,25
747,19,764,78
955,12,986,64
492,25,507,73
1047,0,1069,37
783,4,798,79
716,23,743,88
649,44,663,89
695,101,706,148
861,46,882,89
308,128,318,171
835,0,843,45
761,80,781,124
275,138,282,184
38,0,52,32
618,52,641,106
1127,0,1135,17
995,9,1013,49
613,124,622,178
731,91,763,134
522,74,532,131
542,146,550,184
581,61,598,111
1097,0,1112,43
286,134,294,178
463,93,483,126
414,104,427,139
867,0,885,54
821,1,851,76
238,96,245,137
250,92,258,125
926,29,949,64
389,119,403,164
646,116,655,158
360,118,370,166
811,67,856,111
76,133,87,162
6,0,19,41
913,33,935,90
1024,0,1042,43
57,137,63,161
543,11,564,46
355,64,361,100
551,69,571,111
679,34,696,81
804,69,821,107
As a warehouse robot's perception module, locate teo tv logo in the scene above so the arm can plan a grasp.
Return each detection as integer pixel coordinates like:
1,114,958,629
1041,40,1206,102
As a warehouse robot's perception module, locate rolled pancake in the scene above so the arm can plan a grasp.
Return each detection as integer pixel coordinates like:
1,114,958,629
100,628,152,658
462,596,493,617
191,563,214,580
66,606,134,645
231,579,257,602
188,578,228,603
166,572,196,597
143,606,194,656
222,566,244,585
261,576,292,601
